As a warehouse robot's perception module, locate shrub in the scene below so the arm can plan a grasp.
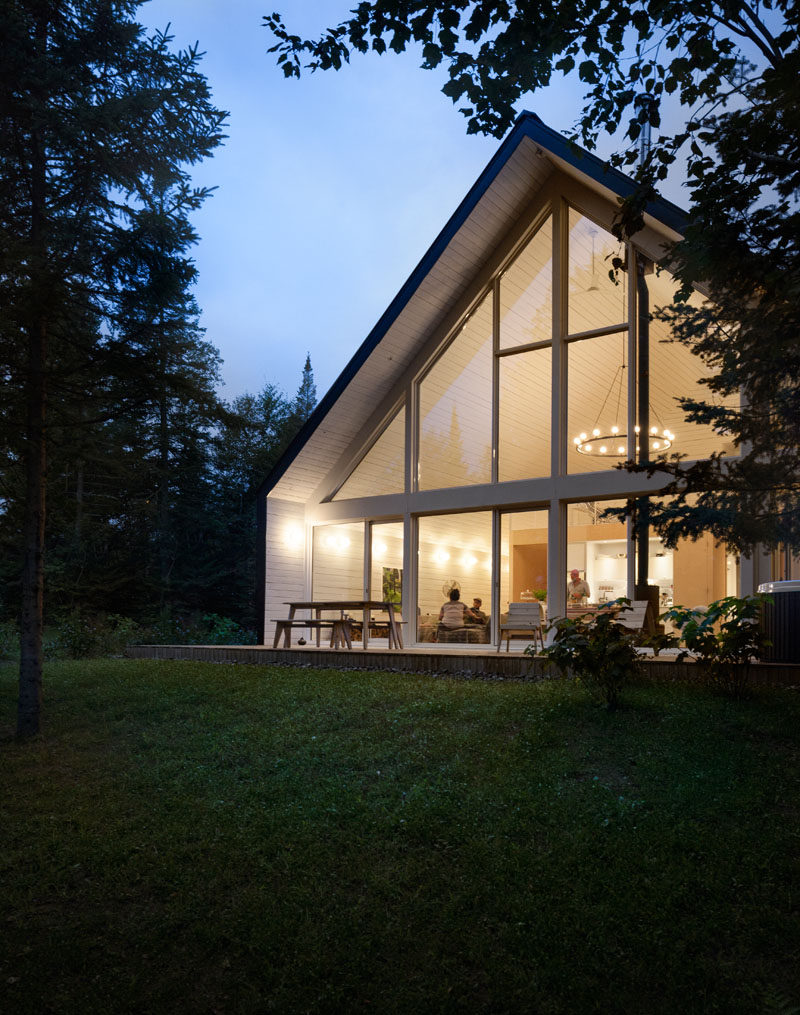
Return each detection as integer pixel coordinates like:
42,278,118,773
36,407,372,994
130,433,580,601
137,613,256,646
662,594,771,698
53,613,104,659
44,614,144,660
197,613,256,645
534,598,641,709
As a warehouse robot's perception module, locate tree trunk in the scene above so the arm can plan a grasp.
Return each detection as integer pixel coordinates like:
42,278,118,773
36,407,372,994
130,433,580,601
17,316,47,739
17,10,48,739
157,328,171,611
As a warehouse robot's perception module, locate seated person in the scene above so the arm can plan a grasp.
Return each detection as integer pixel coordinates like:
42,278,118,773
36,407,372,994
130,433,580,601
464,597,488,626
437,588,470,639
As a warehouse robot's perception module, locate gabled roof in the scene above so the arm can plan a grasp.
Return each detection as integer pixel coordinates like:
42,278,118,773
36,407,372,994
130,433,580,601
260,111,687,504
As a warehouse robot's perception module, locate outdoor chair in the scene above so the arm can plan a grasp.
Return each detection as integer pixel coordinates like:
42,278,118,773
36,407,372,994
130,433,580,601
498,602,545,652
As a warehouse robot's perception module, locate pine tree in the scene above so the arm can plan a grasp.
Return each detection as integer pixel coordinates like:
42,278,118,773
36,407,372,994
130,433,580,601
209,384,295,626
0,2,226,737
291,353,317,426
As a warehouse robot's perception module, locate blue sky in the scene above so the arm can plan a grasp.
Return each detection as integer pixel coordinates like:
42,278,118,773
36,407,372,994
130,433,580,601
139,1,681,403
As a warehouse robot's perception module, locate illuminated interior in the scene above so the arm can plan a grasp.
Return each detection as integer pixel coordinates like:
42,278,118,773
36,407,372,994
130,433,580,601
500,510,548,613
416,513,492,642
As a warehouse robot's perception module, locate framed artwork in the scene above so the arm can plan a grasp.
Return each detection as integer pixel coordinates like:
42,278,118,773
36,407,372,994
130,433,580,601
382,567,402,604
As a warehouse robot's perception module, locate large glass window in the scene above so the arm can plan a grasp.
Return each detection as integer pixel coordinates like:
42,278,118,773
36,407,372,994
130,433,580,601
416,512,492,643
567,500,629,606
370,521,404,605
499,215,552,351
311,522,365,601
334,407,405,500
498,346,552,482
500,509,548,623
567,330,628,474
568,210,627,334
648,268,738,462
418,293,493,490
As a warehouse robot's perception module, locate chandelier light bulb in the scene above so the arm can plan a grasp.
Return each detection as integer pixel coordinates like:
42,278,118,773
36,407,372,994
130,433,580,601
611,425,619,434
592,428,601,437
599,445,607,454
634,425,640,434
617,445,626,454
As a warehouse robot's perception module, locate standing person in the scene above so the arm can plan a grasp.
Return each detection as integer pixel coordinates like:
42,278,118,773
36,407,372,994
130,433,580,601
568,569,591,603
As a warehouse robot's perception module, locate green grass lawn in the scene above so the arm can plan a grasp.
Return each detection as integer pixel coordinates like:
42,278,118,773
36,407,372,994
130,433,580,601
2,661,799,1014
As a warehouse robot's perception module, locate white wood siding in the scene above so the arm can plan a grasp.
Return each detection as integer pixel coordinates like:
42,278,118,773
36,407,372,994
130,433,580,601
263,497,307,643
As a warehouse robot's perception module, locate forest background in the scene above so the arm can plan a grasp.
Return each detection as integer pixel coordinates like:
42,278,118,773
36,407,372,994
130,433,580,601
0,347,316,649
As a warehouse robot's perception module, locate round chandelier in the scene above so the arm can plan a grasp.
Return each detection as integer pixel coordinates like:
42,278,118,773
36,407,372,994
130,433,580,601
572,333,676,457
573,423,675,457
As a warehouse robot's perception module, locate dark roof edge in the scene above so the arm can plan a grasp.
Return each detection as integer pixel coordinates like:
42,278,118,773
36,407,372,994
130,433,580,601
524,114,687,233
259,111,687,498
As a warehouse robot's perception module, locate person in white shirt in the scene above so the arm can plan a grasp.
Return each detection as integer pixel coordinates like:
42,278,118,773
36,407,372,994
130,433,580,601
567,569,591,603
438,588,470,630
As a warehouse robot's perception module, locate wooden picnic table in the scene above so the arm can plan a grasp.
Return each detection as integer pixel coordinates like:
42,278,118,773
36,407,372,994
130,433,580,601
282,600,403,650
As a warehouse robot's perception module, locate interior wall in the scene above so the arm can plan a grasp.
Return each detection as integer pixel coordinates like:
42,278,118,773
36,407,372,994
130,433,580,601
672,533,728,608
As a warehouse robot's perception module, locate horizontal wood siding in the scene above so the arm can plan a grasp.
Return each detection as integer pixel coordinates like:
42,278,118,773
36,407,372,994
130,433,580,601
264,497,306,642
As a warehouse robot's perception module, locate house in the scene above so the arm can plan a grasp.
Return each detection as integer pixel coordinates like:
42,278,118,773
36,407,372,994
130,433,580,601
256,111,768,649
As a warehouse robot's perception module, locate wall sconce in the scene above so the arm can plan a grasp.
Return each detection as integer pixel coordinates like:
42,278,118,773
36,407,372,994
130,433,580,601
461,554,478,568
284,524,304,551
373,540,387,556
433,549,450,565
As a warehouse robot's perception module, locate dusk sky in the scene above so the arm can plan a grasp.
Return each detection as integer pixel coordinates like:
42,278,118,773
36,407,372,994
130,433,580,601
140,1,686,404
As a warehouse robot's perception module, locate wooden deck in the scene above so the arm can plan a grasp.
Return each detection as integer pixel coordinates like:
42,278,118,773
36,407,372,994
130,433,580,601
125,643,800,685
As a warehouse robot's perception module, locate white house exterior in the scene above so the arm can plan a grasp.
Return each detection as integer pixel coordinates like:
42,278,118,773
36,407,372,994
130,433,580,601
257,112,771,649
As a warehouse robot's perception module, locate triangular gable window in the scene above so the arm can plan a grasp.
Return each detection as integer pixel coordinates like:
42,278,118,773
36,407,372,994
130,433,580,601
332,407,406,500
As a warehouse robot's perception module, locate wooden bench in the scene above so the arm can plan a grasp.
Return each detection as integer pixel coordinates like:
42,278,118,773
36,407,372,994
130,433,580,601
348,619,407,648
498,602,544,652
272,618,352,649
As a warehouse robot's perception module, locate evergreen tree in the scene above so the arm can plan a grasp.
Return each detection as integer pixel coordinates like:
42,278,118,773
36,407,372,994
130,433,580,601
209,383,296,627
0,2,226,737
290,353,317,426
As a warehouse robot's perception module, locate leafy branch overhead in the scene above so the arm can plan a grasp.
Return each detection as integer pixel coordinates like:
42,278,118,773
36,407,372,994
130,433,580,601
265,2,800,556
265,3,788,165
